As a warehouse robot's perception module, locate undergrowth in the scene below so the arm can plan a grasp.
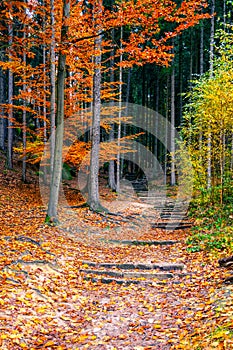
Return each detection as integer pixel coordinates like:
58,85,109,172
186,184,233,253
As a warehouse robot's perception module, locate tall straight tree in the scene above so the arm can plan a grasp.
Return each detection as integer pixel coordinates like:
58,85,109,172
0,49,5,151
207,0,215,189
50,0,56,175
88,0,102,211
170,48,176,186
7,20,13,169
47,0,70,221
22,24,27,182
108,28,117,191
116,26,123,193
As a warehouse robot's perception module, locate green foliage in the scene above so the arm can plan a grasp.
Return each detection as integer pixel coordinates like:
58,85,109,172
181,26,233,253
62,163,73,180
181,25,233,200
186,192,233,252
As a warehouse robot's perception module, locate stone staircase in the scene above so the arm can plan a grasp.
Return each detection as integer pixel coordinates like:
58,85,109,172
79,174,194,285
80,261,191,286
121,173,193,231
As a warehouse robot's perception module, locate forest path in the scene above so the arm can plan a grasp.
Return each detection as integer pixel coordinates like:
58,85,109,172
0,167,232,349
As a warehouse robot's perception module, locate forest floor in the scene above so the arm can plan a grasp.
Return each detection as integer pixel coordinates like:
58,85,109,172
1,158,233,349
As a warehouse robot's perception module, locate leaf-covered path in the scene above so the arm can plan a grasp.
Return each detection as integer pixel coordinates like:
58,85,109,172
0,167,233,349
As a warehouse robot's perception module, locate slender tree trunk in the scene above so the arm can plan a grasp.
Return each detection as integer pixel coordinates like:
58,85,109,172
0,49,5,151
47,0,70,221
223,0,226,26
22,28,27,182
219,124,225,205
108,29,116,190
42,2,48,183
50,0,56,175
209,0,215,74
207,0,215,189
200,21,204,75
178,35,183,124
126,68,131,105
7,22,13,169
199,21,204,164
154,70,159,172
164,75,169,185
189,29,193,87
170,53,176,186
88,33,102,210
116,27,123,193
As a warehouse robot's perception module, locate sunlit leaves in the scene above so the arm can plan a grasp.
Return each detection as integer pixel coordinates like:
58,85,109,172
181,26,233,194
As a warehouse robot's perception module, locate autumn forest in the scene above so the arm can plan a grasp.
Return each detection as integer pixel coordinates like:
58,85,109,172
1,0,233,349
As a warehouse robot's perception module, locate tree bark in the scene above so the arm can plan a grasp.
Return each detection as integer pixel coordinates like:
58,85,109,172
116,26,123,193
108,29,116,191
50,0,56,175
170,49,176,186
22,26,27,182
207,0,215,189
0,49,5,151
7,22,13,169
88,33,102,210
47,0,70,222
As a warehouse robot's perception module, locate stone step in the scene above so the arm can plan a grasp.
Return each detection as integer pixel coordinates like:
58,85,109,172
160,214,189,219
80,260,192,285
81,267,192,285
82,261,184,271
124,175,137,180
133,181,147,185
99,239,180,246
136,191,164,195
83,276,188,286
151,222,192,230
156,209,187,215
139,198,163,204
81,269,181,279
154,203,187,208
138,197,165,202
83,276,156,286
154,205,180,210
132,186,148,191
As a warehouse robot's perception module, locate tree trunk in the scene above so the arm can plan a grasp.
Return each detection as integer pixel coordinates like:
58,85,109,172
22,26,27,182
198,21,204,164
178,35,183,124
200,21,204,75
108,29,116,191
209,0,215,74
0,49,5,151
207,0,215,189
50,0,56,175
223,0,226,26
47,0,70,222
116,27,123,193
88,33,102,211
164,75,169,185
170,54,176,186
7,22,13,169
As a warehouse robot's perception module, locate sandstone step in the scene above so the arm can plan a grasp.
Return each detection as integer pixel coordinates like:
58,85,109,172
83,276,185,286
80,259,192,285
160,215,189,220
82,261,184,271
83,276,146,285
151,222,192,230
80,269,178,279
99,238,180,246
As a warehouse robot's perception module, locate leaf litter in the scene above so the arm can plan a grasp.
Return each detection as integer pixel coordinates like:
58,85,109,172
0,166,233,349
